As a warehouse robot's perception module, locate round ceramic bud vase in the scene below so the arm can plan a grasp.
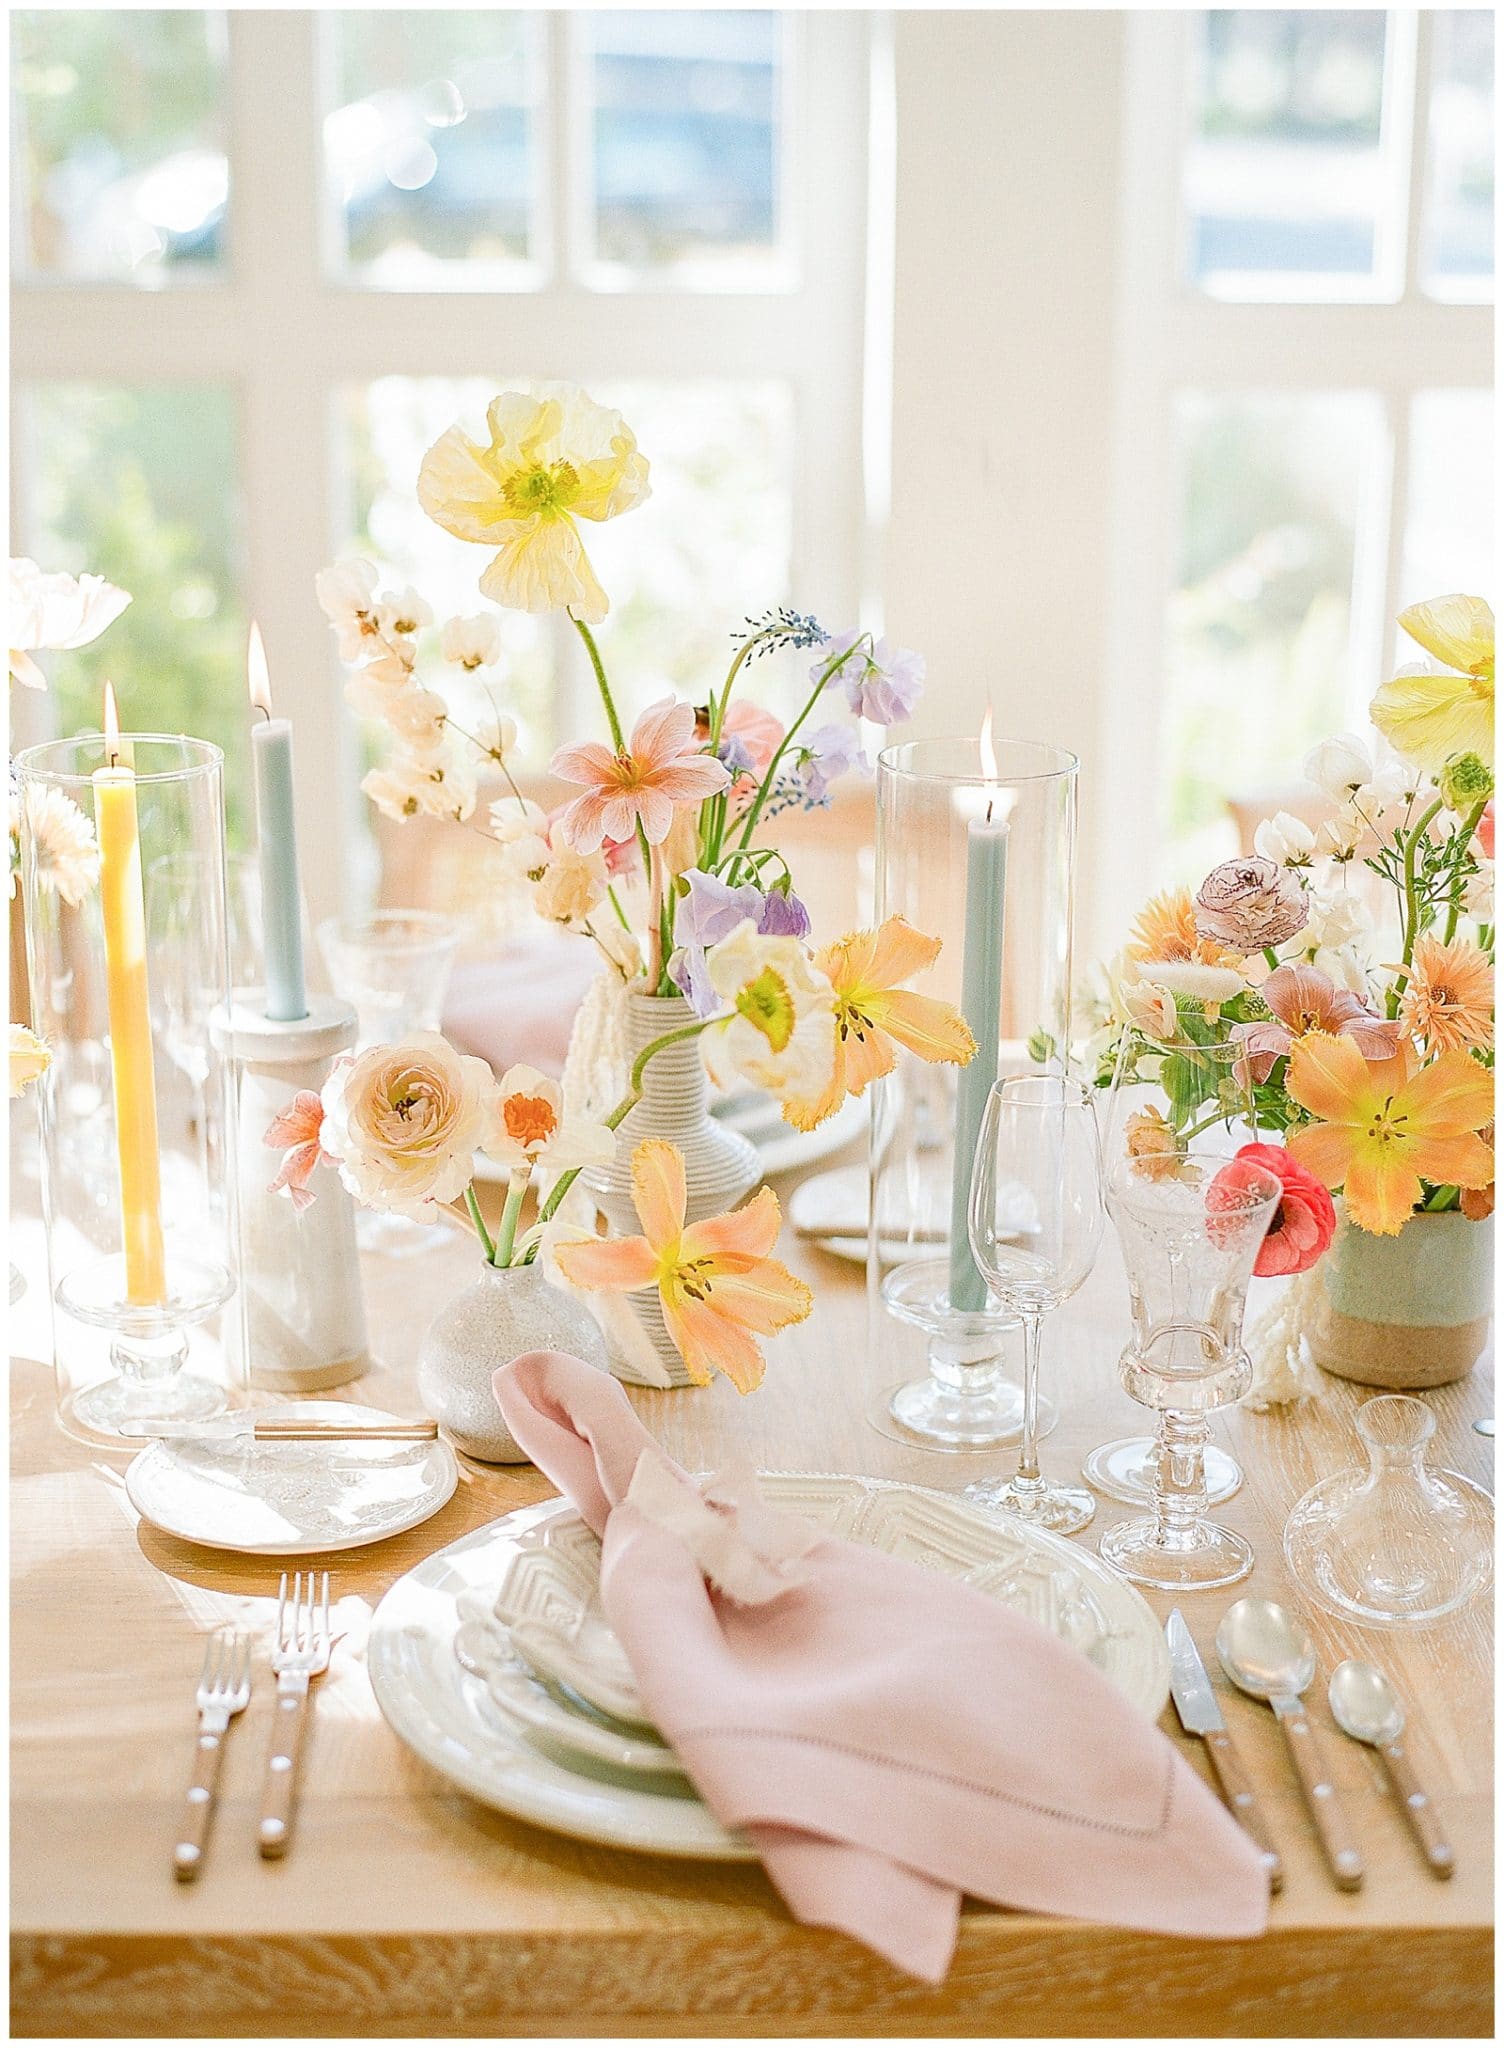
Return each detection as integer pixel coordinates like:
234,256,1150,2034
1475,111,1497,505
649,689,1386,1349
1311,1203,1494,1391
582,991,761,1388
417,1260,611,1463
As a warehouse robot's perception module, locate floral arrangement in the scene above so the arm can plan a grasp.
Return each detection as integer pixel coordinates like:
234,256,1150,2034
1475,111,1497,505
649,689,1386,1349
1091,593,1494,1268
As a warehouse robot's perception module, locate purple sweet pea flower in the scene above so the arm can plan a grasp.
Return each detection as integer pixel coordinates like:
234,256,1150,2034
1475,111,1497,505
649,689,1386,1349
793,722,869,806
810,632,925,726
676,867,762,948
757,887,810,939
668,943,719,1018
716,734,756,776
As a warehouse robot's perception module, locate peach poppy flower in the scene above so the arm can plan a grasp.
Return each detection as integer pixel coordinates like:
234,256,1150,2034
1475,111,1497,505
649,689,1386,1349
551,699,731,853
1286,1033,1493,1236
1230,963,1402,1085
780,916,976,1132
1399,934,1494,1056
554,1139,811,1392
265,1090,328,1212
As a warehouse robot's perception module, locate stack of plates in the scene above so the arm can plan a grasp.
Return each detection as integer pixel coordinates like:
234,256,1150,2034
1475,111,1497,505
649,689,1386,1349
368,1475,1169,1859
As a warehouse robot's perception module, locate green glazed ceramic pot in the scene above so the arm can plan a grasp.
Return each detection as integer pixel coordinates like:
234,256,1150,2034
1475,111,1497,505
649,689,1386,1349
1312,1201,1494,1390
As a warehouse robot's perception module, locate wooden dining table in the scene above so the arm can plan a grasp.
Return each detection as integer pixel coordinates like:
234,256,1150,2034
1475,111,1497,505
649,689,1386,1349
9,1147,1494,2038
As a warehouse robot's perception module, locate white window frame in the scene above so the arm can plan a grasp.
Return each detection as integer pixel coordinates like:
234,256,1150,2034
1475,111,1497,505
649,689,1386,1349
10,9,874,925
1095,6,1492,954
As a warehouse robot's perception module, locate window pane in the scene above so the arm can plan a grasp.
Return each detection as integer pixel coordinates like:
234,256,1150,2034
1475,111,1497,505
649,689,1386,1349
338,377,794,757
587,10,783,280
12,9,227,282
1182,10,1393,299
1421,10,1494,301
1161,391,1384,881
324,11,540,284
1399,390,1495,615
19,384,249,843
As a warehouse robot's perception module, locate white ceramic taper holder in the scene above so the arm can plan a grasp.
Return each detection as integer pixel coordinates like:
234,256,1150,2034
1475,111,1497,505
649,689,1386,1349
213,990,369,1391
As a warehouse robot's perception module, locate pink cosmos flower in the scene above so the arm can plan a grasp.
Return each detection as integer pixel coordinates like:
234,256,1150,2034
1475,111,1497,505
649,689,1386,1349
1230,963,1402,1087
265,1090,328,1212
551,699,731,853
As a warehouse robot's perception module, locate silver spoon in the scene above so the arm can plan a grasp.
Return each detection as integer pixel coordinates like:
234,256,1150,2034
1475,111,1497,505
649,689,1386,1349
1328,1660,1454,1878
1215,1597,1364,1891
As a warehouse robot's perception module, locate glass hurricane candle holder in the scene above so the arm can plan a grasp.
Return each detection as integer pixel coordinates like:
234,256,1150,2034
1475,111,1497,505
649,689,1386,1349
1098,1149,1280,1590
866,735,1077,1451
16,733,242,1447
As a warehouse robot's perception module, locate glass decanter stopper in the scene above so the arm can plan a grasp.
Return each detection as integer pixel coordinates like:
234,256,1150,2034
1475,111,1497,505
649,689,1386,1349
1284,1395,1493,1629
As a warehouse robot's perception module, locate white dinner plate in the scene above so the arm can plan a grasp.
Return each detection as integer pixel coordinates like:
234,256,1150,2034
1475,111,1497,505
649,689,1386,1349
125,1403,460,1555
367,1475,1169,1861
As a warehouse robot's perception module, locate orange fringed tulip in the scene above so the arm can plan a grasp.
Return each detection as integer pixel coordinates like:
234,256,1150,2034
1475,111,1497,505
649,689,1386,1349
554,1139,811,1392
1286,1031,1494,1236
780,915,976,1132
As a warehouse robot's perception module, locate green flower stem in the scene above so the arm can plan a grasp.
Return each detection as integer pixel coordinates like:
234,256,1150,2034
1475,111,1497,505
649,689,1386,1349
534,1016,717,1230
464,1185,496,1264
571,612,654,880
1443,796,1490,944
1389,794,1446,1017
1180,1106,1234,1144
736,641,860,851
1263,946,1280,970
1422,1182,1460,1212
492,1170,531,1267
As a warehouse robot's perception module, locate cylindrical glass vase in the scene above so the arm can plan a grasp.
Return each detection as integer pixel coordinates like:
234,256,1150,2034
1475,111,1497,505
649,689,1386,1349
868,735,1077,1451
16,733,242,1448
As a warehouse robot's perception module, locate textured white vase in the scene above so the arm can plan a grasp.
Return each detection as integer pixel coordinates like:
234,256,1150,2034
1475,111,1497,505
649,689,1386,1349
582,992,761,1387
417,1261,611,1462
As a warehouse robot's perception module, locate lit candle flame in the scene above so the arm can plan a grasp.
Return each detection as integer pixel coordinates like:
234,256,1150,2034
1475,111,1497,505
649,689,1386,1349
103,681,121,766
979,705,997,784
247,621,272,717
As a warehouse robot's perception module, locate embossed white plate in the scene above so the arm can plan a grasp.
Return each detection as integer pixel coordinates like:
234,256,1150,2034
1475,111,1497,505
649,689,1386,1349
125,1403,459,1554
368,1476,1169,1860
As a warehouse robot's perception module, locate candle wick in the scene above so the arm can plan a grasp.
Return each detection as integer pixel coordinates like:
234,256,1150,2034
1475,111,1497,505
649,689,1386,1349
986,797,993,825
108,747,119,769
252,703,272,726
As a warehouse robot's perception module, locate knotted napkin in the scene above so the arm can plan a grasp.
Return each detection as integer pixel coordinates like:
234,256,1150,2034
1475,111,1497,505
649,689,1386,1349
493,1351,1268,1980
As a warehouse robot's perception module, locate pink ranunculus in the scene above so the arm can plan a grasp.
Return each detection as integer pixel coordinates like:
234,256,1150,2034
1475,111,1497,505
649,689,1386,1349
265,1089,328,1212
1194,856,1308,955
1229,963,1402,1087
1209,1142,1337,1278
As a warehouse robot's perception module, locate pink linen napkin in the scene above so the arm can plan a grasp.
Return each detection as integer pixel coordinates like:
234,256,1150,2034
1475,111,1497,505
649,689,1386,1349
494,1351,1269,1981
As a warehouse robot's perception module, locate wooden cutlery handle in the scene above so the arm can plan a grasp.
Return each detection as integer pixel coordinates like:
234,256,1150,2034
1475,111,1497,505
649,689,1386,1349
1380,1737,1455,1877
174,1723,227,1881
1203,1727,1284,1891
1273,1698,1363,1890
259,1687,309,1860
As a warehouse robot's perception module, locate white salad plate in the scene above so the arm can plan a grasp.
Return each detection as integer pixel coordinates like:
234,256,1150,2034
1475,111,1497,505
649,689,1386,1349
368,1475,1169,1861
125,1403,460,1555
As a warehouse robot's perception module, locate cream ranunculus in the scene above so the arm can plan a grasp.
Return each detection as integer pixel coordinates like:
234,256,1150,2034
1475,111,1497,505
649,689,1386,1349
417,386,650,624
700,920,836,1101
319,1033,494,1220
9,1023,49,1097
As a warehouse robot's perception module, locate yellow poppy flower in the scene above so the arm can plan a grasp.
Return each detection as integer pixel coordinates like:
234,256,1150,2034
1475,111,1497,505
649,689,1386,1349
1286,1031,1493,1236
1370,594,1494,772
418,386,650,623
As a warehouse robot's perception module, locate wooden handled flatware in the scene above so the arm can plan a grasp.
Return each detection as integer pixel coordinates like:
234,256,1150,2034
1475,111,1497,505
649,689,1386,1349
126,1416,438,1444
1165,1609,1282,1889
259,1571,331,1861
174,1629,251,1882
1328,1660,1455,1878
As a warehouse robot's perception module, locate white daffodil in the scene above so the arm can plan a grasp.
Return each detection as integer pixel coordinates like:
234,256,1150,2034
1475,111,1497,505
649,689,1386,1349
483,1063,615,1177
440,614,502,670
1253,811,1316,868
10,558,131,688
22,784,100,906
418,385,650,623
373,585,432,649
699,920,836,1101
315,558,385,663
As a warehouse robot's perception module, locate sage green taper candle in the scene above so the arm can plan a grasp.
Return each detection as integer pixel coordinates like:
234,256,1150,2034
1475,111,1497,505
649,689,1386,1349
949,808,1007,1310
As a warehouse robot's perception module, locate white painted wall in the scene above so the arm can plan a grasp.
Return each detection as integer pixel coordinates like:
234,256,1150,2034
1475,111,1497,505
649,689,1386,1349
884,9,1125,957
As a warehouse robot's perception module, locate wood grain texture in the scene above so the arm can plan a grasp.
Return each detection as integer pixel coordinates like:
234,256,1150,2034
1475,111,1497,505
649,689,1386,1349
9,1159,1493,2039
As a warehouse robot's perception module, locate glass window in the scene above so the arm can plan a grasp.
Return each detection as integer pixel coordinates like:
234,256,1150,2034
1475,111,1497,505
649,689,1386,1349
338,376,794,758
1160,391,1385,881
1182,10,1394,299
11,9,227,283
324,11,541,285
1420,9,1494,302
18,383,250,843
586,10,784,282
1399,389,1496,616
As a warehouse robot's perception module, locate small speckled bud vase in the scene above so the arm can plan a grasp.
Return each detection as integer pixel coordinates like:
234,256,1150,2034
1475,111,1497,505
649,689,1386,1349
417,1260,612,1463
1311,1203,1494,1390
581,992,761,1387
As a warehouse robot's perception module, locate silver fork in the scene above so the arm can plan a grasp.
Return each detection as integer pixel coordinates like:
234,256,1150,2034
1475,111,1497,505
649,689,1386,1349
175,1629,251,1882
259,1570,331,1860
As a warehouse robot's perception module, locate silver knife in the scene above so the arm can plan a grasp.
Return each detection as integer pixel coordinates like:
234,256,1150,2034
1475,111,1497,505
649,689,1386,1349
1166,1609,1283,1891
120,1415,439,1444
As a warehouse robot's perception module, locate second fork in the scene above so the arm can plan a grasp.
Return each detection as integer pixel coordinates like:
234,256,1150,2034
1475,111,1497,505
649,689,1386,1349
259,1570,331,1861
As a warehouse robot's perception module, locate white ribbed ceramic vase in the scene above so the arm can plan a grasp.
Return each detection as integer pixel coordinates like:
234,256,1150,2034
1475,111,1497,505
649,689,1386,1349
583,992,761,1387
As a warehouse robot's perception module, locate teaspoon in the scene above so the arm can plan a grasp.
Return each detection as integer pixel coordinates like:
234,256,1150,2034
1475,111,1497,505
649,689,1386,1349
1328,1660,1454,1878
1215,1597,1364,1891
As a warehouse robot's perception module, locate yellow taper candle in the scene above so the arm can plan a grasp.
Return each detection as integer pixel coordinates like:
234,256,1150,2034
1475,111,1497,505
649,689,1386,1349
94,684,167,1304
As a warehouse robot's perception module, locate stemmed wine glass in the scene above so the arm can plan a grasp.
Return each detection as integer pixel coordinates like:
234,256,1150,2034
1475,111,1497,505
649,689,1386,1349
964,1073,1104,1532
